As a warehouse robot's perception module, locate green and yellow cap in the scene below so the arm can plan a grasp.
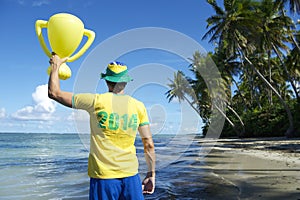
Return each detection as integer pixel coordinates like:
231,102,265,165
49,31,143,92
100,61,133,83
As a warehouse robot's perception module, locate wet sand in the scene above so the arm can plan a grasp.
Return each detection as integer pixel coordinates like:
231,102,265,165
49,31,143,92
200,137,300,199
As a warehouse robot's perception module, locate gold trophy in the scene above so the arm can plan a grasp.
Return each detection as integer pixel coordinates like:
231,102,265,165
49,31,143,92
35,13,95,80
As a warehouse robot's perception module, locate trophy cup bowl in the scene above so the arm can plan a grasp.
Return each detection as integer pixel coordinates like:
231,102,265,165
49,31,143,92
35,13,95,80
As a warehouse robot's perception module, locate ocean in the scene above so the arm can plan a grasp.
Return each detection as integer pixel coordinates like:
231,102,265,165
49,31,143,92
0,132,237,200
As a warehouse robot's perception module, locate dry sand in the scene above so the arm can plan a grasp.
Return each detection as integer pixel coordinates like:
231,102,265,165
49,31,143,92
200,137,300,199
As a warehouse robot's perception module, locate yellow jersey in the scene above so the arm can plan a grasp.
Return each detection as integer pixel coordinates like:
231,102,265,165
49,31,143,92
72,92,149,179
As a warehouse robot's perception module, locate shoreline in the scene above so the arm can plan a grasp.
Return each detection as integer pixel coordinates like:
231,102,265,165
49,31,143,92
200,137,300,199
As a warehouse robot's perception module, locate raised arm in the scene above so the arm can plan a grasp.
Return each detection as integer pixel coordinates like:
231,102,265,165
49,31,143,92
48,53,73,108
138,124,156,194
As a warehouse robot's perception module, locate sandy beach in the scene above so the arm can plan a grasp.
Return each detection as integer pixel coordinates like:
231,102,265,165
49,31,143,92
200,137,300,199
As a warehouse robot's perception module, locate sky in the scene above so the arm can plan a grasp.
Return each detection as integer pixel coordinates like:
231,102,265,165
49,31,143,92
0,0,217,134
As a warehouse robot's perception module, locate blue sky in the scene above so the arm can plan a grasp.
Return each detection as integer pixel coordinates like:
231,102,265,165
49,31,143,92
0,0,216,133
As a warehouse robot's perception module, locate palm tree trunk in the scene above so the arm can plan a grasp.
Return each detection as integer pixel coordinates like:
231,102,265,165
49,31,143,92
239,54,262,109
227,104,245,137
232,78,249,111
182,93,242,136
268,50,273,105
214,104,240,136
182,95,201,116
272,44,300,99
289,33,300,53
243,54,295,137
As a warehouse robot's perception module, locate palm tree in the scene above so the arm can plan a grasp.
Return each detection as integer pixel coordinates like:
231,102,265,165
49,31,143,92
286,29,300,100
280,0,300,15
202,0,256,57
203,0,295,137
165,71,200,116
252,0,293,103
209,49,246,135
256,0,299,100
276,0,300,52
242,54,295,137
189,51,245,136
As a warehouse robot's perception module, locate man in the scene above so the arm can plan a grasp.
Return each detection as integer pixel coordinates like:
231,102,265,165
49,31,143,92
48,53,155,200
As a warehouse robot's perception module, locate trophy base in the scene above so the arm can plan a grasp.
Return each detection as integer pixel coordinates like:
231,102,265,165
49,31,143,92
47,63,72,80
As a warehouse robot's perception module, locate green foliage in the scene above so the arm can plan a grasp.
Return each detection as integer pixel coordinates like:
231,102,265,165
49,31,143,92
167,0,300,138
201,0,300,137
242,104,288,137
220,99,300,137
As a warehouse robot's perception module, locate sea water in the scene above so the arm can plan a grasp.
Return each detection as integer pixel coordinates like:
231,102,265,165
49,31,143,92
0,132,236,200
0,133,88,200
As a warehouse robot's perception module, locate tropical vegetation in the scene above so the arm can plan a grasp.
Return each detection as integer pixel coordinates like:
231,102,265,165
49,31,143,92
166,0,300,138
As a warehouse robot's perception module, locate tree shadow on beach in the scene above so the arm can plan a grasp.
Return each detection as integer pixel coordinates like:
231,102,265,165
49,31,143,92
197,137,300,154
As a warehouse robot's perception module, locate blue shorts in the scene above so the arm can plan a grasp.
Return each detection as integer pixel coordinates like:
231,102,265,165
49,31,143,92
89,174,144,200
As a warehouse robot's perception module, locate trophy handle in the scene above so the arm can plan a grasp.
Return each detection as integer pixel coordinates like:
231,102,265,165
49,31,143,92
68,29,95,62
35,20,52,57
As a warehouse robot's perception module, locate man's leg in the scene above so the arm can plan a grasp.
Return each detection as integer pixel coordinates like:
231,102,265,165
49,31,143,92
120,174,144,200
89,178,122,200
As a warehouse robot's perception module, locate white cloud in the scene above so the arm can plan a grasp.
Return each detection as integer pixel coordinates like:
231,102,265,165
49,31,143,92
67,110,89,122
0,108,6,119
67,110,90,134
11,84,57,121
17,0,25,5
32,0,50,7
32,84,55,113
